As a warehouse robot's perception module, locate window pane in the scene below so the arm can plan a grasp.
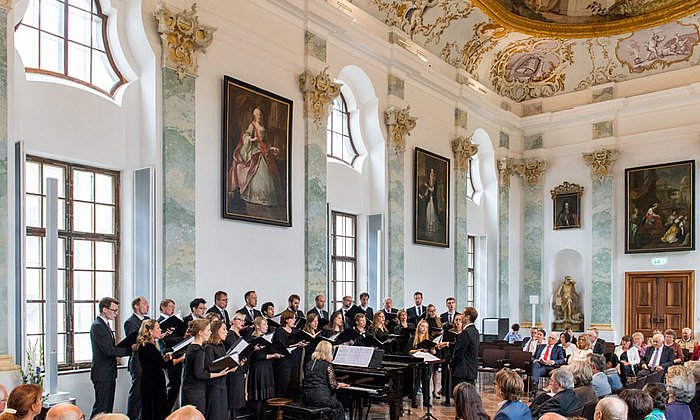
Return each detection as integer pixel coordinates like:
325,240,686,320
42,196,66,230
26,302,43,334
68,0,92,11
74,240,93,270
95,205,114,234
26,236,42,268
26,195,42,228
95,173,114,204
74,302,95,332
73,170,94,201
40,0,65,37
73,202,94,233
57,269,66,300
95,271,114,299
40,31,65,73
95,241,114,270
22,0,41,27
73,271,93,300
26,268,43,300
68,6,92,45
92,49,118,92
26,161,41,195
56,302,67,333
43,165,66,197
16,25,40,70
91,15,104,51
67,41,90,81
74,333,92,362
57,333,66,364
346,238,354,257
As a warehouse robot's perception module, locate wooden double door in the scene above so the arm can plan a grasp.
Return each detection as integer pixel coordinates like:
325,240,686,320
625,271,695,338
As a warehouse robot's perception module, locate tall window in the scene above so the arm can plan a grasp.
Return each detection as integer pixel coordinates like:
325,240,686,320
330,211,357,312
467,235,476,307
25,156,120,368
327,94,359,166
466,159,477,201
15,0,127,96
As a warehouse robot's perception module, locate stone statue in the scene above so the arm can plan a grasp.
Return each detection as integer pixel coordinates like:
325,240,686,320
552,276,584,331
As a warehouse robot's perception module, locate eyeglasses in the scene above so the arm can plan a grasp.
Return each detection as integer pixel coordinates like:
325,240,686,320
107,307,119,313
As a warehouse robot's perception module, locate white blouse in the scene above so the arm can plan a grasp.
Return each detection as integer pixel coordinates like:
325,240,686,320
615,345,641,368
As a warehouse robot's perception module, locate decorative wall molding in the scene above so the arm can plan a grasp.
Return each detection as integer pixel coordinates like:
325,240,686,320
583,147,620,181
385,106,417,154
451,135,479,173
299,68,342,127
498,157,514,187
513,159,546,186
154,2,216,80
550,181,584,198
0,1,11,11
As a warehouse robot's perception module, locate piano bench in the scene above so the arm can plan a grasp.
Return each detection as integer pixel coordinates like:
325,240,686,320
282,404,331,419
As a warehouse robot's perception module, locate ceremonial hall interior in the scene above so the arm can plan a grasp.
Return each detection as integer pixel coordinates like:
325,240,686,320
0,0,698,418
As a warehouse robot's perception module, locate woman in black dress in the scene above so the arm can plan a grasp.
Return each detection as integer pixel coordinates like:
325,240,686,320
302,313,320,367
408,319,437,409
138,319,185,420
273,309,308,398
322,311,344,338
225,313,248,420
204,320,233,420
181,319,230,415
394,309,414,354
302,340,349,420
425,304,443,399
248,316,284,420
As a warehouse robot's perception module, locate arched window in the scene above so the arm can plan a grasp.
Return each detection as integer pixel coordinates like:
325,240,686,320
15,0,127,97
327,93,359,166
466,159,477,201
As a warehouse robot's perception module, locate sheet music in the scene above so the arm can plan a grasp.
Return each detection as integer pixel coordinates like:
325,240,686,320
432,335,443,344
287,346,298,353
271,315,281,324
228,339,248,363
333,345,375,367
329,333,340,342
173,336,194,352
412,351,440,362
263,332,274,342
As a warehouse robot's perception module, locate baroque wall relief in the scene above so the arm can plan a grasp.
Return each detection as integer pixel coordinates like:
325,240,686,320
576,38,627,91
441,22,510,79
616,22,700,73
491,38,574,102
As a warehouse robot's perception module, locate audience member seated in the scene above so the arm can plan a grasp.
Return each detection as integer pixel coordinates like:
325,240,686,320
46,403,85,420
532,333,566,397
677,329,696,354
665,365,695,420
165,406,206,420
643,383,669,420
633,332,648,359
665,330,685,365
569,360,598,408
639,334,675,376
589,353,613,397
494,369,532,420
0,384,42,420
594,396,628,420
571,335,594,364
616,335,641,377
453,382,490,420
530,368,582,419
683,361,700,413
560,333,577,362
605,353,624,391
92,415,129,420
620,389,654,420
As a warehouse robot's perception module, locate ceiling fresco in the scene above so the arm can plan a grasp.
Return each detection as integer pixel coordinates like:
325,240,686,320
351,0,700,102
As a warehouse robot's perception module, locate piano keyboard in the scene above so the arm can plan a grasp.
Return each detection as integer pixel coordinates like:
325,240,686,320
342,385,382,395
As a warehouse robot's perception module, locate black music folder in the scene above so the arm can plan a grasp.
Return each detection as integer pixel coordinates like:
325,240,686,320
287,329,316,346
159,316,187,337
416,338,438,350
442,329,459,343
359,335,393,348
117,331,138,348
333,328,362,345
317,317,329,330
345,305,365,321
171,336,194,358
295,317,306,330
265,340,292,356
430,327,443,337
266,317,281,329
383,312,398,321
209,354,239,371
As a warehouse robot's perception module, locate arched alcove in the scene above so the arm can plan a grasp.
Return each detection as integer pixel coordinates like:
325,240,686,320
547,248,586,333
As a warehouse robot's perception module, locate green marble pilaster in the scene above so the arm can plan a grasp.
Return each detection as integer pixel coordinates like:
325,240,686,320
387,150,404,307
522,185,543,324
304,120,328,308
498,185,509,317
454,175,468,308
0,9,8,354
162,68,196,312
591,177,613,324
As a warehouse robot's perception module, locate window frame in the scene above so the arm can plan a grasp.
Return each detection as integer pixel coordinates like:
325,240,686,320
330,211,357,312
326,93,360,167
466,158,477,201
25,155,121,370
467,235,475,308
15,0,127,97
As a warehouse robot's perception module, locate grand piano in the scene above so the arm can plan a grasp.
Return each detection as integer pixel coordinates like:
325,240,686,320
334,354,419,420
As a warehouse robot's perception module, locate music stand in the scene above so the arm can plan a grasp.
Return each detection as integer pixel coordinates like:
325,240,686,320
418,357,445,420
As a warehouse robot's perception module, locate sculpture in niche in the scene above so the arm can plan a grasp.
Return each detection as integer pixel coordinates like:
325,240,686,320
552,276,584,331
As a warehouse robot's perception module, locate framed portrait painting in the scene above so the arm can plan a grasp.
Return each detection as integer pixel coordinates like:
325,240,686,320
551,182,583,230
222,76,293,226
414,147,450,247
625,160,695,253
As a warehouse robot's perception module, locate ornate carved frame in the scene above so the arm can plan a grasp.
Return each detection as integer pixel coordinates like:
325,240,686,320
551,181,583,230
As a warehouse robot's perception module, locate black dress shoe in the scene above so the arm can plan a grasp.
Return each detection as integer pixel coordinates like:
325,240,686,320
442,401,451,407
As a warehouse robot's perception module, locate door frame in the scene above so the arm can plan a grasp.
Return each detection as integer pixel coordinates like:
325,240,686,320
624,270,695,335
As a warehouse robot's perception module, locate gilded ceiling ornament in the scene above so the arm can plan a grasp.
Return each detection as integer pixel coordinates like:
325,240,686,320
371,0,472,44
490,38,574,102
385,106,417,154
550,181,584,199
154,2,216,81
459,22,509,77
615,22,699,74
583,147,620,181
451,135,479,173
498,157,514,187
299,68,342,128
576,38,626,91
513,158,546,186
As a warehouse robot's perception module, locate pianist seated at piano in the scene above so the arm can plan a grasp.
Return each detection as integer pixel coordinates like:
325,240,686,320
323,311,345,338
409,320,438,408
301,340,349,420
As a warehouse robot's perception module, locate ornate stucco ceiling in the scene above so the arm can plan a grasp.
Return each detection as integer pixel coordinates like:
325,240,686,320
352,0,700,102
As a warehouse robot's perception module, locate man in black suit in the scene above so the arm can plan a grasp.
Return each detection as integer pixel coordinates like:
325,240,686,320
588,328,606,355
379,297,399,329
157,298,183,411
287,294,306,320
439,296,457,406
406,291,427,324
440,296,458,325
207,291,230,328
531,332,566,396
237,290,262,324
184,298,207,324
339,295,354,329
522,326,541,352
638,333,675,376
530,368,582,418
124,296,150,420
450,306,479,386
307,294,328,320
90,297,135,418
359,292,374,323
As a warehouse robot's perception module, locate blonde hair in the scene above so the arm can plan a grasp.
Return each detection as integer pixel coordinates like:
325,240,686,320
186,319,210,338
632,332,645,340
568,360,593,386
252,316,267,337
495,369,524,401
577,334,591,350
137,319,159,347
413,320,429,347
311,340,333,362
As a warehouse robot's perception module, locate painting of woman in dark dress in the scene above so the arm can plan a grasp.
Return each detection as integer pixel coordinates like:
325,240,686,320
414,148,450,247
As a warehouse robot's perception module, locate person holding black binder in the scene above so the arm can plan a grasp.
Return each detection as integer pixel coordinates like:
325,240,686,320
273,309,307,399
301,340,349,420
181,319,231,415
302,313,320,366
394,309,414,355
137,319,184,420
323,311,345,338
224,313,248,420
248,317,284,420
353,313,368,341
156,298,185,412
124,296,150,420
204,320,234,420
409,319,437,408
